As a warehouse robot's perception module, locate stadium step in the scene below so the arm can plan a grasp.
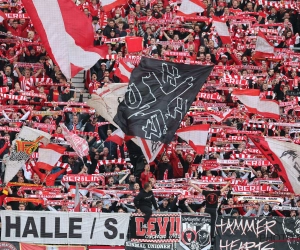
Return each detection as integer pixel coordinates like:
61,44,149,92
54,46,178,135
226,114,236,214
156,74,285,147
71,70,89,102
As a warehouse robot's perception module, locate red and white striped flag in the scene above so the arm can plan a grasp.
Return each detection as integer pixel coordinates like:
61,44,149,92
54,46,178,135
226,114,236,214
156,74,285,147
176,124,210,154
136,137,165,163
114,60,134,83
22,0,108,79
232,89,280,119
253,31,275,59
101,0,127,12
212,16,231,44
249,135,300,195
106,128,125,146
60,124,89,159
177,0,205,16
36,144,66,170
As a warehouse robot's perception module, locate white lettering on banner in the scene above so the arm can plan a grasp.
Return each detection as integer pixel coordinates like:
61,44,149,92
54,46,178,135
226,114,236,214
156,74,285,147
1,211,130,245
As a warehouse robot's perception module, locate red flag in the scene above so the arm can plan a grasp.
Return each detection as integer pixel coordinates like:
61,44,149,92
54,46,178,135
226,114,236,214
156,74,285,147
36,144,65,170
176,124,210,154
253,31,275,59
212,16,232,44
249,135,300,195
101,0,127,12
232,89,279,119
22,0,108,79
177,0,205,16
114,60,134,83
125,37,143,53
106,128,125,146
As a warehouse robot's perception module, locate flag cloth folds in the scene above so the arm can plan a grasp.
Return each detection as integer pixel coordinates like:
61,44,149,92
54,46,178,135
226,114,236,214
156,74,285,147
136,137,165,163
60,124,89,159
36,144,66,170
101,0,127,12
253,31,275,59
125,37,143,53
232,89,280,119
87,83,128,128
212,16,231,44
206,109,233,123
0,10,6,22
177,0,205,16
114,60,134,83
176,124,210,154
74,182,82,212
4,127,51,183
106,128,125,146
114,57,213,144
249,135,300,195
22,0,108,79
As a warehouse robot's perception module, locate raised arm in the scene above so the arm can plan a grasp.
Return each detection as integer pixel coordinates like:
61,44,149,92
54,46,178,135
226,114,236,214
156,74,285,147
189,181,203,193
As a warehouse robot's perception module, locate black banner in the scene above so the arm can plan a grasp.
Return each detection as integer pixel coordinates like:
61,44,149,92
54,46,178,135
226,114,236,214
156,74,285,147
114,57,213,144
125,241,173,250
129,213,181,242
0,242,19,250
181,214,211,250
286,90,300,96
215,216,300,250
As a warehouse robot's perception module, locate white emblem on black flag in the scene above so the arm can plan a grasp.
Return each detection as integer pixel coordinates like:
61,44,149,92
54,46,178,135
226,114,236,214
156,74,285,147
114,57,213,144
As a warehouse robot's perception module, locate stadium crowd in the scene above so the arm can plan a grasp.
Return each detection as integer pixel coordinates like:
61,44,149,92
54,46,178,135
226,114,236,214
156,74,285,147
0,0,298,236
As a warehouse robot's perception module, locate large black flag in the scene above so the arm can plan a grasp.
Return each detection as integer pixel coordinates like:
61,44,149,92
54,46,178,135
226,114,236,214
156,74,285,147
113,57,213,144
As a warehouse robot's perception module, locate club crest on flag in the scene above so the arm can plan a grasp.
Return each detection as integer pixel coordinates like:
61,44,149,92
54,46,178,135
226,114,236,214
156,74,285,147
15,136,44,155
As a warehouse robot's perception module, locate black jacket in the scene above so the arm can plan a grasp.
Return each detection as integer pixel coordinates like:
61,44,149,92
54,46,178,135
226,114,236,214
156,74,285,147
134,189,158,210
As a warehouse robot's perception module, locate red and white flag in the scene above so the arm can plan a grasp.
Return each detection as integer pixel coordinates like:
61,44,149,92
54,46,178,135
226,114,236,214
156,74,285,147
114,60,134,83
36,144,65,170
0,10,6,23
176,124,210,154
101,0,127,12
22,0,108,79
232,89,280,119
177,0,205,16
60,124,89,159
212,16,231,44
74,182,82,212
136,137,165,163
253,31,275,59
249,135,300,195
106,128,125,146
206,109,233,123
87,83,128,128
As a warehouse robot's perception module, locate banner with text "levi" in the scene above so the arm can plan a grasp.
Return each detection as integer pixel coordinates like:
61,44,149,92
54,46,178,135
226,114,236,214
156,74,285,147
1,211,130,245
129,213,181,242
215,216,300,250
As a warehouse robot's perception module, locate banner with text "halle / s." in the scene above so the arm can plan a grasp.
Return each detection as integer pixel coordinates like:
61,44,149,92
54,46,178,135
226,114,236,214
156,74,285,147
215,216,300,250
1,211,130,245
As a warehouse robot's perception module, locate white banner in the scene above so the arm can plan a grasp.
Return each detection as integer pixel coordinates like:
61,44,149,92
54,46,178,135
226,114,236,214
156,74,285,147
1,211,130,245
